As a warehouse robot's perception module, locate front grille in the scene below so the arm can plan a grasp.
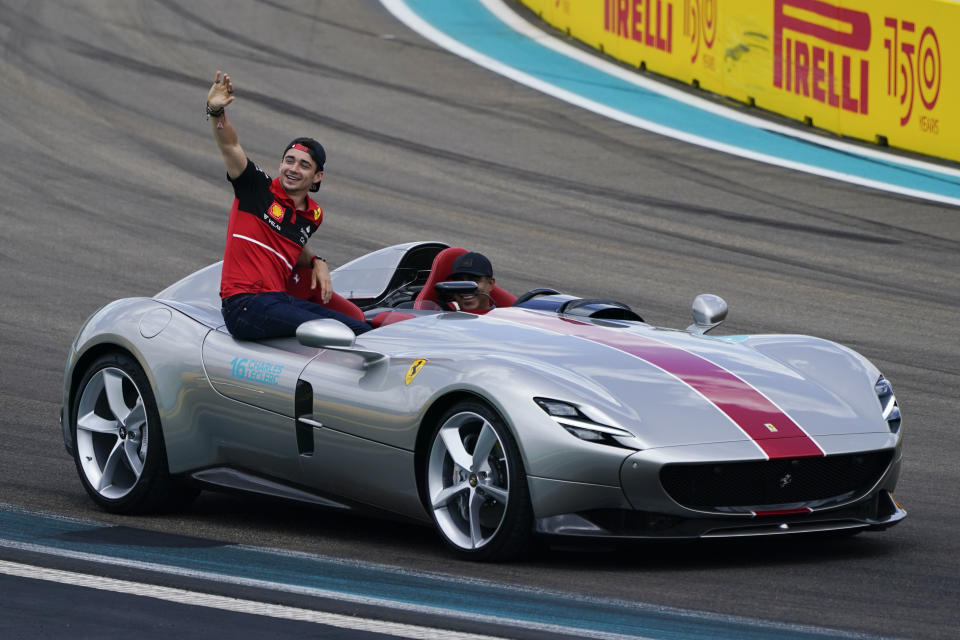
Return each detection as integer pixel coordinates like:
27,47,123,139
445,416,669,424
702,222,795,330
660,450,894,511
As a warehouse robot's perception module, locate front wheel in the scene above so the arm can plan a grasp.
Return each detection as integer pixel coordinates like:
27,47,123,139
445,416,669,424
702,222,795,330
424,401,533,561
72,352,196,513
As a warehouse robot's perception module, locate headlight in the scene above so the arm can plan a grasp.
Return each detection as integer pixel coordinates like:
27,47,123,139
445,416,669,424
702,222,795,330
875,375,901,433
534,397,640,449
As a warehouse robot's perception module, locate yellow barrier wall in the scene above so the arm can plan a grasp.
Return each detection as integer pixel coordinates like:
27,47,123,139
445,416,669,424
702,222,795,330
518,0,957,162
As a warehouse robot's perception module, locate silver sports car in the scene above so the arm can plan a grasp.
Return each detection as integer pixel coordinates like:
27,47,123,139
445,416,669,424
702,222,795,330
61,241,905,560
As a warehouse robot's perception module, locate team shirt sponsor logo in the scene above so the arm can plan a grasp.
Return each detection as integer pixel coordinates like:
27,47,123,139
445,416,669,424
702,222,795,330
494,308,824,460
299,225,313,245
268,201,285,223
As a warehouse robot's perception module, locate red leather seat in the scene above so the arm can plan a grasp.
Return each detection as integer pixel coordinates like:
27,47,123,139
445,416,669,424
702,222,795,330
369,310,416,328
286,265,366,323
413,247,516,312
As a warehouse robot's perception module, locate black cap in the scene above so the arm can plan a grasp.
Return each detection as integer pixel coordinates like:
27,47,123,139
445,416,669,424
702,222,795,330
450,252,493,278
283,138,326,191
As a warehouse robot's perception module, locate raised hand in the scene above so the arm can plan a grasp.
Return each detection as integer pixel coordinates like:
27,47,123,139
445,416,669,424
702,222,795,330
207,70,235,111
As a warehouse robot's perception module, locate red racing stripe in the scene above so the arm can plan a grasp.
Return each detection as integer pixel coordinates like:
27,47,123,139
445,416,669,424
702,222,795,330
495,308,824,459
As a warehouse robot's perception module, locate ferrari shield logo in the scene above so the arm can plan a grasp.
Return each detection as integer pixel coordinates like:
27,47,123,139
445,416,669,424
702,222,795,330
405,359,427,385
764,423,778,433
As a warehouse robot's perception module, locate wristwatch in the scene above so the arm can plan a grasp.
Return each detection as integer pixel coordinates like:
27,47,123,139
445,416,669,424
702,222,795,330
205,103,224,119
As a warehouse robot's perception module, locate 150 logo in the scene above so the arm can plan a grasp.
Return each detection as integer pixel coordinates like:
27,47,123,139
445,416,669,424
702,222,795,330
684,0,717,67
884,18,941,131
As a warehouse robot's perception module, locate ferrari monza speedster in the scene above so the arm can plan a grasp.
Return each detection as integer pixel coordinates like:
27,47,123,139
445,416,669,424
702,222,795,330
61,241,905,560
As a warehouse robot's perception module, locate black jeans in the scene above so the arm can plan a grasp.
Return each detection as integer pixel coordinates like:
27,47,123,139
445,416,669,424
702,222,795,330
221,291,371,339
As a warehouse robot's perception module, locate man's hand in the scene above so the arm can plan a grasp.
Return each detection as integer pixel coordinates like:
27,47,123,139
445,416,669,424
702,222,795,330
310,258,333,304
208,70,245,178
207,70,235,112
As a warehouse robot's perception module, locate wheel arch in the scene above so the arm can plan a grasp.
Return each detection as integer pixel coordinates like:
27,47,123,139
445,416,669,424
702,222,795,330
413,390,523,503
66,342,150,452
413,389,535,560
69,344,202,513
415,391,486,477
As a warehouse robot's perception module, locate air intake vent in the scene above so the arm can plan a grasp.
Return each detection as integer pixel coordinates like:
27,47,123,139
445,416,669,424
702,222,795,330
660,450,894,511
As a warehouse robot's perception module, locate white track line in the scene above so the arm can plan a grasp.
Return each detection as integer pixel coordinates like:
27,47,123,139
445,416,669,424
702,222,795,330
0,559,510,640
0,539,651,640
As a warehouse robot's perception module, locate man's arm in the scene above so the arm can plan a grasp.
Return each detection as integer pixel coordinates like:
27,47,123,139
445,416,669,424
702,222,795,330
297,250,333,304
207,71,246,179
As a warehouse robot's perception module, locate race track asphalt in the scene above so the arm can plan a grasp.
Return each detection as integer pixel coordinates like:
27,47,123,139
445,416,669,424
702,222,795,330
0,1,958,638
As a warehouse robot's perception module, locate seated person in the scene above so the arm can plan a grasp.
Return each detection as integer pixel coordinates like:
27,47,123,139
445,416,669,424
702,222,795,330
407,247,514,323
447,251,498,313
207,70,371,339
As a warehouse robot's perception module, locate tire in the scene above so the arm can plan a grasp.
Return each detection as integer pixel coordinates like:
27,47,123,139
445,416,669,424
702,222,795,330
71,352,197,514
424,401,533,561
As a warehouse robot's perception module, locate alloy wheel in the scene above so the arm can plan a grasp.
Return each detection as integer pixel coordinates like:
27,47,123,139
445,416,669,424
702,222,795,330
427,410,510,551
75,366,149,499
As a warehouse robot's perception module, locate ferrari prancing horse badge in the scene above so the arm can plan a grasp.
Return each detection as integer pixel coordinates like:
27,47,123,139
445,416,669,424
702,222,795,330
405,359,427,385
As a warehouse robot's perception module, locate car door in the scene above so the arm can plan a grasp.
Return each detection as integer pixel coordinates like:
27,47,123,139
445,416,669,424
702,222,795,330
294,349,427,520
201,328,318,481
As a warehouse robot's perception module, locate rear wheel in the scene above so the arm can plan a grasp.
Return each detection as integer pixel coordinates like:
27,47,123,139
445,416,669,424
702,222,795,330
72,353,197,513
424,401,533,561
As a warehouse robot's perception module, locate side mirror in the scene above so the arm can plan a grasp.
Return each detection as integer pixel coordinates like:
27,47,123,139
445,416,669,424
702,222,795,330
296,318,356,348
687,294,727,335
296,319,387,367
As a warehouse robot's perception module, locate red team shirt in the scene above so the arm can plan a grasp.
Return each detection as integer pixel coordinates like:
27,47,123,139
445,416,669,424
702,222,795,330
220,159,323,299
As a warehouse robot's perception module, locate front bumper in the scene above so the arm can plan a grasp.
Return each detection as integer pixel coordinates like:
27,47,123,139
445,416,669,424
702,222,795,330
535,490,906,539
530,433,904,539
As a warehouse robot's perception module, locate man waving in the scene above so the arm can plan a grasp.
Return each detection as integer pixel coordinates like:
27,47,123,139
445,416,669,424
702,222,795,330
206,71,370,339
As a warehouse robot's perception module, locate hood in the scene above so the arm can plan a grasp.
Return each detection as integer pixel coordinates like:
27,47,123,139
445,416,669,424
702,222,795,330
467,308,892,457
